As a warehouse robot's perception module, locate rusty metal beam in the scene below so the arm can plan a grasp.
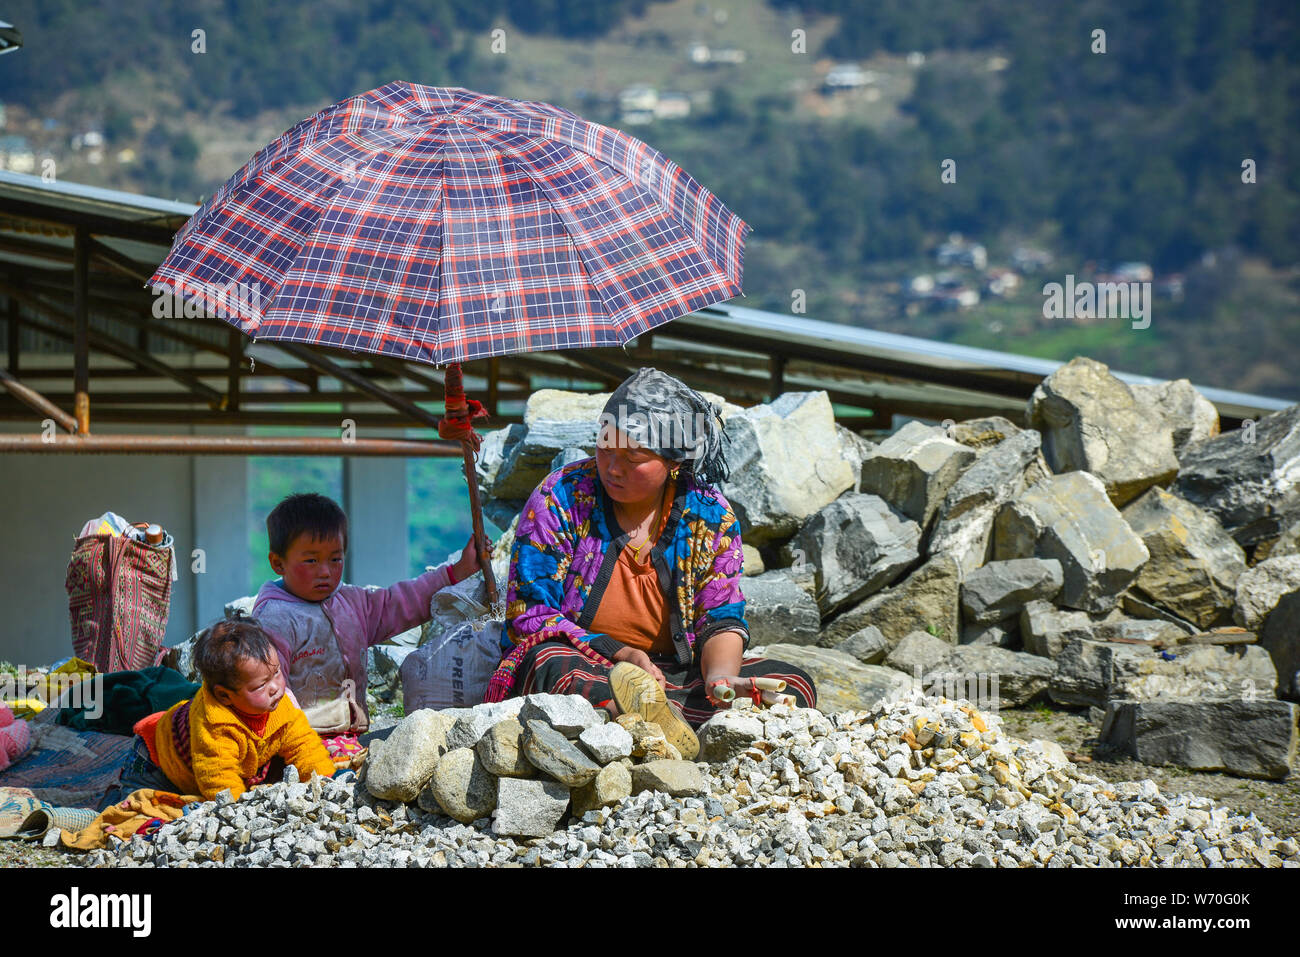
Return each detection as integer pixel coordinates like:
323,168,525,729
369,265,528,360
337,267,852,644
1,284,225,405
5,296,16,374
0,434,461,456
0,401,525,429
274,342,443,429
0,387,530,406
0,367,78,432
72,227,90,434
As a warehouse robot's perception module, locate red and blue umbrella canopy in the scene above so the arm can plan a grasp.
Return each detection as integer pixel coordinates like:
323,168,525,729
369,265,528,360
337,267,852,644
151,82,750,366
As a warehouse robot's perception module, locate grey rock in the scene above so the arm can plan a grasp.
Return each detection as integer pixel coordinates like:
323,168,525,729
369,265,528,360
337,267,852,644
423,748,497,824
782,493,921,616
741,570,823,646
697,711,765,762
838,625,889,664
1260,520,1300,561
859,421,977,531
929,430,1048,576
1049,639,1150,707
1020,600,1104,658
475,423,527,497
993,471,1149,613
490,418,599,501
629,760,708,797
445,711,500,751
948,416,1023,451
1234,556,1300,631
519,694,603,738
1113,644,1277,703
475,719,535,778
493,777,571,838
753,644,915,714
1092,617,1191,646
551,446,590,472
961,621,1019,648
571,762,633,817
367,644,414,703
578,723,634,765
1129,379,1220,457
1027,356,1180,506
523,720,601,786
1261,590,1300,700
961,559,1064,624
720,391,859,546
885,631,956,678
836,425,878,493
1100,699,1298,780
1174,404,1300,546
929,646,1054,708
821,555,962,648
365,710,456,802
742,543,766,577
1122,487,1247,628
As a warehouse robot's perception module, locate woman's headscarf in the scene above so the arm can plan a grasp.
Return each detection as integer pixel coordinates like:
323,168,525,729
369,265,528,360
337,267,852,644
599,367,732,486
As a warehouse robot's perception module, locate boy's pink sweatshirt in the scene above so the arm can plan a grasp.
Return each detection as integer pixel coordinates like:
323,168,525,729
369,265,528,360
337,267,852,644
250,564,455,729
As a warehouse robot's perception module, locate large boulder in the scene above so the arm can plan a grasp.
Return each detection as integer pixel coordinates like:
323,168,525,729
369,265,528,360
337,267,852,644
948,416,1023,451
741,570,822,646
493,777,571,837
885,630,957,678
630,760,708,797
993,471,1149,613
835,425,878,493
720,391,859,546
928,430,1050,575
929,645,1054,708
570,762,633,817
838,625,890,664
1234,555,1300,631
421,747,498,824
475,719,536,778
752,643,915,714
1100,699,1298,780
1019,600,1118,658
960,559,1064,624
1048,638,1274,707
819,555,962,648
518,694,604,738
698,710,766,762
781,493,921,616
1261,590,1300,700
1174,404,1300,546
1122,487,1247,629
1027,357,1180,506
859,421,977,531
364,710,457,802
1129,379,1220,457
1259,520,1300,561
522,720,601,787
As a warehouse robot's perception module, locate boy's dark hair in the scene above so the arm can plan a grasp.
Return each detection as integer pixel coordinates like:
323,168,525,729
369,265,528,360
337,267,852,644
193,615,277,691
266,492,348,557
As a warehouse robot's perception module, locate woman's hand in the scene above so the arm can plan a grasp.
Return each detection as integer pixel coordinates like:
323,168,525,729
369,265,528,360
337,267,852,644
452,532,491,583
611,645,666,690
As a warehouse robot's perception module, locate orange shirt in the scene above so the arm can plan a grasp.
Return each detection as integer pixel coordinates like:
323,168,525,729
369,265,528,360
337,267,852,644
588,478,676,656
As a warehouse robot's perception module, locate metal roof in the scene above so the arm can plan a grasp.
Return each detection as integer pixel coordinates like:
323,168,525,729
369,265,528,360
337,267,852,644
0,169,1290,438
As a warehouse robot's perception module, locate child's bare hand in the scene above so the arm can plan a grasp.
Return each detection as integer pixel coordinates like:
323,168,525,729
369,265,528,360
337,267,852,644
452,533,491,581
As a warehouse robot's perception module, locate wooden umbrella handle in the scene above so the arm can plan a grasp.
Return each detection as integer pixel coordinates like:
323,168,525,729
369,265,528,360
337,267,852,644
440,363,498,607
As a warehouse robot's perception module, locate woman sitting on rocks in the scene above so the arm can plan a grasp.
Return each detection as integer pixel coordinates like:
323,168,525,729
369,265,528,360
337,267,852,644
484,368,816,759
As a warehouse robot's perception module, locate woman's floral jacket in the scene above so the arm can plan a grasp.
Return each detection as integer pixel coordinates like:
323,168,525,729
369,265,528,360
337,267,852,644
483,457,749,701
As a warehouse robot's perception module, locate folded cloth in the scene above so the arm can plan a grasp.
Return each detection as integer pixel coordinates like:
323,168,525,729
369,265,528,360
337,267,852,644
55,667,199,736
60,788,198,851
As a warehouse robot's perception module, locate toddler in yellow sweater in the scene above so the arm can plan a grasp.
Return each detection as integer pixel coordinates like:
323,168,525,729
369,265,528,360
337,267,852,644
126,616,338,803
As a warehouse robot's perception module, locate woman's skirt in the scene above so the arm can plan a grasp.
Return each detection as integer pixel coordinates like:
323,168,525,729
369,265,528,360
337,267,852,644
516,641,817,728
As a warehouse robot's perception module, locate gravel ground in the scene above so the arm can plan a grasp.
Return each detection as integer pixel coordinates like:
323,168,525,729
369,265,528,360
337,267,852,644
6,696,1295,867
998,704,1300,841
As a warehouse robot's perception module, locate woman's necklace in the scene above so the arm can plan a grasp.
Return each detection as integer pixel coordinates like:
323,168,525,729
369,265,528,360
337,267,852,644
620,484,668,562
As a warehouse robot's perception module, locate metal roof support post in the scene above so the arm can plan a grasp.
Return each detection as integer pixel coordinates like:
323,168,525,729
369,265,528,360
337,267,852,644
72,226,90,434
6,296,16,374
225,329,241,412
0,367,78,432
487,356,499,416
769,355,786,400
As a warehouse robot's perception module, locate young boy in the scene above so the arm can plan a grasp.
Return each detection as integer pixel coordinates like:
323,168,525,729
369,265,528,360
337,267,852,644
115,616,339,804
251,493,487,755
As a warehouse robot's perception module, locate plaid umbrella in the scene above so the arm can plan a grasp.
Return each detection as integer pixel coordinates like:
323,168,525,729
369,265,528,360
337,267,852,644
150,82,750,608
150,82,750,365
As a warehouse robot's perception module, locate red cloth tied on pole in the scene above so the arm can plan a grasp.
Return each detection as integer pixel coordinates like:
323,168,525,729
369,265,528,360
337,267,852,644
437,364,490,451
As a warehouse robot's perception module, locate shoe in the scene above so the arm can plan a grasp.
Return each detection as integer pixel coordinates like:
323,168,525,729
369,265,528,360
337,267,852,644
609,662,699,760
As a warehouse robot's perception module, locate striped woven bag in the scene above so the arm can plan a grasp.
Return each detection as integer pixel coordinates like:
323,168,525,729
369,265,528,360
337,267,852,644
65,534,173,673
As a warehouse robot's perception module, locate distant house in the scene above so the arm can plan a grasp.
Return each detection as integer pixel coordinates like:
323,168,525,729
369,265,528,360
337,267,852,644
619,85,658,113
985,268,1021,297
1113,261,1154,282
654,92,692,120
823,63,873,92
1011,246,1053,272
935,234,987,271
